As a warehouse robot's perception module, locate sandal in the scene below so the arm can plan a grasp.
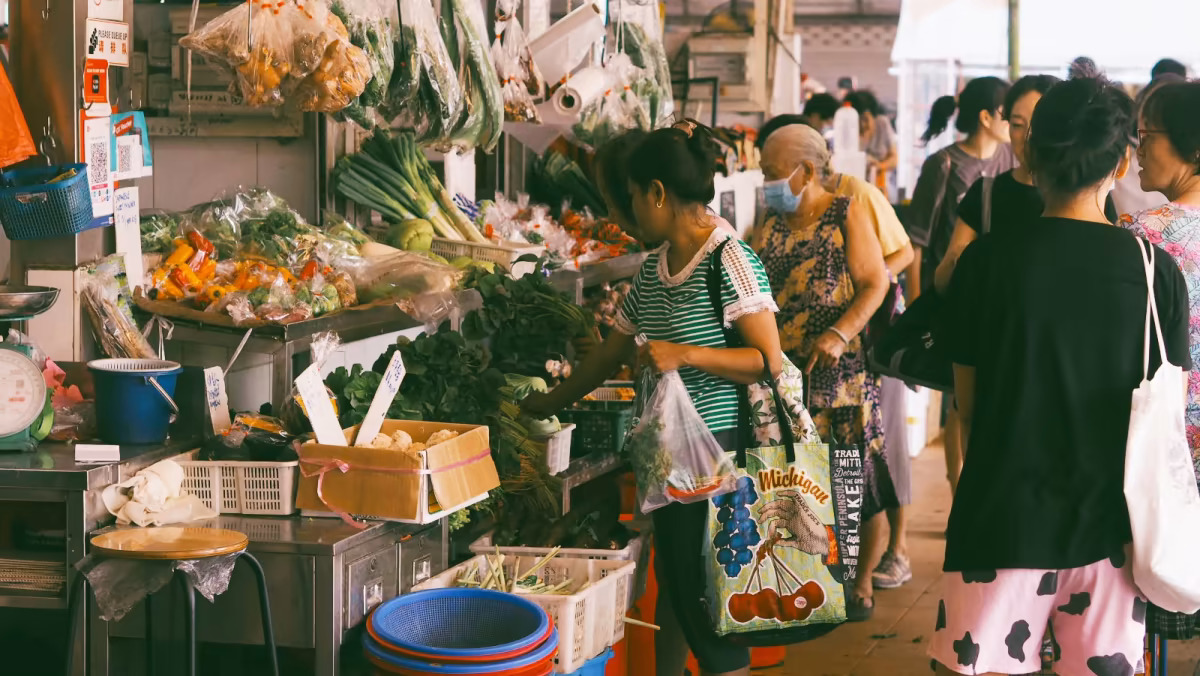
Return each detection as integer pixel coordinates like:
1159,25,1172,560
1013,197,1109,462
847,593,875,623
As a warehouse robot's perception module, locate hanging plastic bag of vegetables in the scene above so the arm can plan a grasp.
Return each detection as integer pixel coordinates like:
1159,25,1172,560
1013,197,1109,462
491,20,540,123
382,0,463,138
328,0,396,125
626,341,737,514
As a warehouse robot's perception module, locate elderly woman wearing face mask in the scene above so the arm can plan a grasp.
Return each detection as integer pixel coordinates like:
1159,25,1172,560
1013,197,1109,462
751,123,895,621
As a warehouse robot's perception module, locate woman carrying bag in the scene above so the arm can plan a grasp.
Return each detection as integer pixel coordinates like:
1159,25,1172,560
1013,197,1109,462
523,120,783,676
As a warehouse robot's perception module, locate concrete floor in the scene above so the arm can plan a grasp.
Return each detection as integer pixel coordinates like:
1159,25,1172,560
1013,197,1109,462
756,441,1200,676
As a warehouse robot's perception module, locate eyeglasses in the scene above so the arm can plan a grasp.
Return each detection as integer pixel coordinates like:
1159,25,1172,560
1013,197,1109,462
1138,128,1167,145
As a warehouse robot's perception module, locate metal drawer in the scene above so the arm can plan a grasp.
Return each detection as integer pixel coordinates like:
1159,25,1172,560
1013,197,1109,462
399,524,444,593
345,547,398,629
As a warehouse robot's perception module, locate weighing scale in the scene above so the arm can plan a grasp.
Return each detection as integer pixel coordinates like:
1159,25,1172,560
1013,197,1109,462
0,286,59,452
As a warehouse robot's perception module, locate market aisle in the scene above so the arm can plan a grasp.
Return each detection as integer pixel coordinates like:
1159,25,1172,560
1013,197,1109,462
759,441,1200,676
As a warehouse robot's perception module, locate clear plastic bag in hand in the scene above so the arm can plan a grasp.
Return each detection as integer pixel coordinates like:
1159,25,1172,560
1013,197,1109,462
626,367,737,513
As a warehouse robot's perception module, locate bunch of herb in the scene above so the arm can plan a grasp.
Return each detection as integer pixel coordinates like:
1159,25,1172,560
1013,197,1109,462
324,363,421,427
627,420,672,500
372,329,505,424
462,257,593,379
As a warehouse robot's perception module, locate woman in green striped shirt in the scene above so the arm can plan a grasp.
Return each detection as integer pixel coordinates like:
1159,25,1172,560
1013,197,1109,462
524,121,783,676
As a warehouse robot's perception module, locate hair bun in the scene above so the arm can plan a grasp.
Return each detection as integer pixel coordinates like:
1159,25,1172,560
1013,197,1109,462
1069,56,1101,80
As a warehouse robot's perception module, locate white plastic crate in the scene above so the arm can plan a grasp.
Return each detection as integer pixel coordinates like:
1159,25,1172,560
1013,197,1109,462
414,555,635,673
429,237,546,277
470,530,646,605
538,423,575,475
179,460,299,516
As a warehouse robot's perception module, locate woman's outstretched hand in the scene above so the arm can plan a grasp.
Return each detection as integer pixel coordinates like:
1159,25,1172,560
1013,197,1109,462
638,341,693,373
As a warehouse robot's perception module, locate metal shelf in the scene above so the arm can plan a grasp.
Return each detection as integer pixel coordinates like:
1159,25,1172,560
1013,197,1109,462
559,453,626,513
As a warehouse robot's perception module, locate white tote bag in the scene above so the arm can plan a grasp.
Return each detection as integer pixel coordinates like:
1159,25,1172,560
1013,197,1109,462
1125,238,1200,613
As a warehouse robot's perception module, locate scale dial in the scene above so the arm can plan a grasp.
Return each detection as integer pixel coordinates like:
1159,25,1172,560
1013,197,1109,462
0,348,46,437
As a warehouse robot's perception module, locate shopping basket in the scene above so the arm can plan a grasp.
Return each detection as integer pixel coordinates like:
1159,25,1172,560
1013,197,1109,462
0,163,98,240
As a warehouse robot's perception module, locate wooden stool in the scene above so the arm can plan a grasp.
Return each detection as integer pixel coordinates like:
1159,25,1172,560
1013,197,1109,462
64,527,279,676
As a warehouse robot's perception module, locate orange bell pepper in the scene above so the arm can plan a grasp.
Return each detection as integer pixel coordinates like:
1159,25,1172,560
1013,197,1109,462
164,243,195,268
197,259,218,282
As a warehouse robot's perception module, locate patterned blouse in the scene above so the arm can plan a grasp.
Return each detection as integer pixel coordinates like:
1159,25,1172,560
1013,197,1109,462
1122,203,1200,483
755,197,871,409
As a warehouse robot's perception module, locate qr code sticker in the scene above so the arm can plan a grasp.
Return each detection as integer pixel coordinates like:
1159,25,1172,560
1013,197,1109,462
87,140,109,184
117,143,133,176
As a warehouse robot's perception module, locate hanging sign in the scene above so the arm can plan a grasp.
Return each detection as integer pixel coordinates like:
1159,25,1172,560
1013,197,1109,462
84,60,109,105
85,19,130,67
110,112,153,180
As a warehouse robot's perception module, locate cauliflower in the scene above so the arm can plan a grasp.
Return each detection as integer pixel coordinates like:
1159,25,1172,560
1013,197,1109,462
408,442,427,453
390,430,414,452
426,429,459,447
369,432,394,449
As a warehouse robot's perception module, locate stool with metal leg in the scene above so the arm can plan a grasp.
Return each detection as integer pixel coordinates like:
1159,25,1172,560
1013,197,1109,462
64,527,279,676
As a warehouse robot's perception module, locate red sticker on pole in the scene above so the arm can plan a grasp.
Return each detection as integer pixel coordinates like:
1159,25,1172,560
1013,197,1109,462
84,59,109,105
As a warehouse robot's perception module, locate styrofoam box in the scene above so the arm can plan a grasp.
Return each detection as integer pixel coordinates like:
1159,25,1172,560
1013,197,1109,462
179,460,299,516
170,6,230,34
415,556,635,673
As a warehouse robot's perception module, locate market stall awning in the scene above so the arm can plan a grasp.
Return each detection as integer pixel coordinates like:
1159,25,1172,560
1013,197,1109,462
891,0,1200,77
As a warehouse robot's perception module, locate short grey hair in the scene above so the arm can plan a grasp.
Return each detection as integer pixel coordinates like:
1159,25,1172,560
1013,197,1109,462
761,124,833,180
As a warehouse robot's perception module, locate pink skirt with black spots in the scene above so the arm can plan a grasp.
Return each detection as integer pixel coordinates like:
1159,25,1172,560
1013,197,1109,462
929,553,1146,676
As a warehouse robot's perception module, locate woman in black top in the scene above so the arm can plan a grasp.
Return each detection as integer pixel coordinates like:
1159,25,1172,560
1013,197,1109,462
930,74,1192,676
935,74,1118,293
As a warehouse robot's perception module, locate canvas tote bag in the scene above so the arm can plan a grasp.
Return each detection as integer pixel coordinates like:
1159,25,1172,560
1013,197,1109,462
1125,238,1200,613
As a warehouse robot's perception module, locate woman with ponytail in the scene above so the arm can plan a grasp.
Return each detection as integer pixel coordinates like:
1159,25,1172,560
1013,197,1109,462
524,120,783,676
905,76,1013,499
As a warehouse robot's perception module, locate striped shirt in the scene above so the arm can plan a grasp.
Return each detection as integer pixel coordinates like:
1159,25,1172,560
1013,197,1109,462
614,228,777,432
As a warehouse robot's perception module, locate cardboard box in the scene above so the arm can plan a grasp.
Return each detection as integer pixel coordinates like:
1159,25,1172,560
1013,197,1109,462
296,420,499,524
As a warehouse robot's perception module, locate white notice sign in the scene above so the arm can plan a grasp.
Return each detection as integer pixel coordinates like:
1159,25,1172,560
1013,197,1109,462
354,352,406,447
203,366,232,435
85,19,130,67
113,187,143,291
295,364,344,445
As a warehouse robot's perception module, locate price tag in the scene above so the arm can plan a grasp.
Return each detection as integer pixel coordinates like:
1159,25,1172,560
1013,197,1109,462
203,366,231,435
295,364,344,445
354,352,406,447
113,187,143,291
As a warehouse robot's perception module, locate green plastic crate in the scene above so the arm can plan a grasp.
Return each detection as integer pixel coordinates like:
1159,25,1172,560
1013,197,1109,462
560,401,634,458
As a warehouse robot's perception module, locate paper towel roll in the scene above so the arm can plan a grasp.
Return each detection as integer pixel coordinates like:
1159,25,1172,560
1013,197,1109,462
552,67,609,116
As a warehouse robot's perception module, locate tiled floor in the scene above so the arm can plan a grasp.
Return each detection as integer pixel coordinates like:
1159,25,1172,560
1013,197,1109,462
757,442,1200,676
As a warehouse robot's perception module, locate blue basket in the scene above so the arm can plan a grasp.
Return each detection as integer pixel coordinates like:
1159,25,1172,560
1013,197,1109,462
364,628,558,674
563,648,614,676
369,589,550,659
0,163,98,240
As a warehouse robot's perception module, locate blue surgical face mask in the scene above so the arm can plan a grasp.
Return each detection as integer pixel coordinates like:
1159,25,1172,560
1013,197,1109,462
763,165,804,213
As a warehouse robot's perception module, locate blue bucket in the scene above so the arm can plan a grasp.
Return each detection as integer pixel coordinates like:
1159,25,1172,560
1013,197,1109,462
563,648,614,676
88,359,182,445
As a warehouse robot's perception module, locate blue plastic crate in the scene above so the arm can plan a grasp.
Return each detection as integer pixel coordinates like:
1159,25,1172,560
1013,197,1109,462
0,163,99,240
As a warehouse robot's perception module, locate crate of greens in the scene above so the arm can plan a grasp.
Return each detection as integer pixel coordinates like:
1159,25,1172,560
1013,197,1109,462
413,553,635,673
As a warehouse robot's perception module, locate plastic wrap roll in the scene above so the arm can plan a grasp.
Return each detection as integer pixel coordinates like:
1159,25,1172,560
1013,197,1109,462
552,67,608,116
529,2,605,87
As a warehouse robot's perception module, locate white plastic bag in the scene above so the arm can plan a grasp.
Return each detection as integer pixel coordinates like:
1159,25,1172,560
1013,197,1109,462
1125,238,1200,613
626,367,736,514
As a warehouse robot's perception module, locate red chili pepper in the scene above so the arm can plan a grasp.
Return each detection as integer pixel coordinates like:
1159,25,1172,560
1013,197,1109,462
299,260,318,282
186,230,215,255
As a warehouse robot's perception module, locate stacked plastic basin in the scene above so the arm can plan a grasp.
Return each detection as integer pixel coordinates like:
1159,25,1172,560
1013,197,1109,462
364,589,559,676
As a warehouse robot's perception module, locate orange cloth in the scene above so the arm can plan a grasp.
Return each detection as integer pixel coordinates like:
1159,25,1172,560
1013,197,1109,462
0,62,35,169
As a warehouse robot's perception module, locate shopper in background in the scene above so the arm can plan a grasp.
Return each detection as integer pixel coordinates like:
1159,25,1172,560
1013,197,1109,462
846,90,898,192
525,120,783,676
1122,80,1200,486
1113,74,1182,216
757,115,916,592
906,76,1012,498
932,74,1115,292
800,92,840,133
753,123,895,622
1152,57,1188,80
930,73,1191,676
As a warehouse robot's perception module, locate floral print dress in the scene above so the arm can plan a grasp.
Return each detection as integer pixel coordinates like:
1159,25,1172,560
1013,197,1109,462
755,196,897,519
1122,203,1200,487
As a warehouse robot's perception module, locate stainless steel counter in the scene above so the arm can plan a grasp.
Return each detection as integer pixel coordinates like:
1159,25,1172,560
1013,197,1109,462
0,439,197,491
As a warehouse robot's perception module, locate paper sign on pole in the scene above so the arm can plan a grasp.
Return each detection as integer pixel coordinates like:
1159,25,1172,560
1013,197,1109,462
113,187,143,290
84,60,109,105
295,364,344,445
111,112,154,179
203,366,232,435
354,352,406,447
80,113,114,218
85,19,130,67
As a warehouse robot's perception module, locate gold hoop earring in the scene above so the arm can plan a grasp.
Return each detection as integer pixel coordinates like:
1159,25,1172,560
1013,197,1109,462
656,201,663,208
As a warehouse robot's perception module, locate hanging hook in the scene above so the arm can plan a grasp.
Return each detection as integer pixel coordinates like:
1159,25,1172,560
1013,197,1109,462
41,0,51,21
